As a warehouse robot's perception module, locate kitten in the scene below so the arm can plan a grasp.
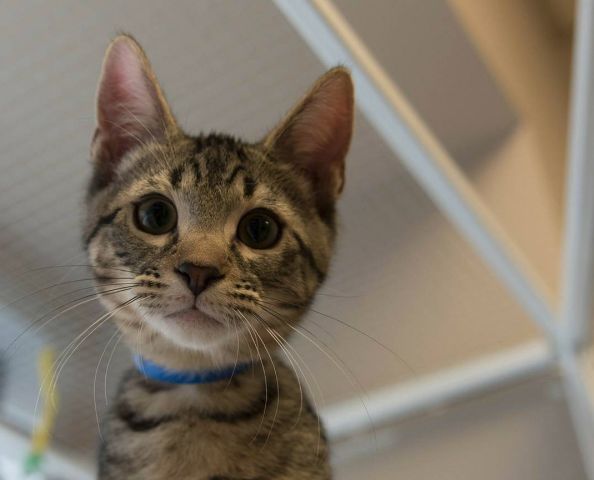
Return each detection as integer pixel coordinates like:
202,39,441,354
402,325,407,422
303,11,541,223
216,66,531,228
85,34,353,480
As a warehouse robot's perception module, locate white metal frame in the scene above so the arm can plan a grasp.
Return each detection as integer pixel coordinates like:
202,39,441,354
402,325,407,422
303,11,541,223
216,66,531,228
274,0,594,476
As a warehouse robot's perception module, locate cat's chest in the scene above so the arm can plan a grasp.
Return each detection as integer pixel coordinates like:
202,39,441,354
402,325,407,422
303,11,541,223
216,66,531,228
99,369,329,479
111,380,275,444
108,417,263,479
113,387,272,445
101,377,290,478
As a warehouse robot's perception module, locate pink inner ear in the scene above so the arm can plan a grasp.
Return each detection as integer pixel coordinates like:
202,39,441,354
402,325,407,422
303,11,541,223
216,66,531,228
286,74,353,191
96,39,162,160
293,95,350,163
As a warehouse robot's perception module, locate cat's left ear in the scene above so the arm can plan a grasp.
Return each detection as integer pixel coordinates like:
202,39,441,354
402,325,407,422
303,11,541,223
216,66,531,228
263,67,354,215
91,34,177,186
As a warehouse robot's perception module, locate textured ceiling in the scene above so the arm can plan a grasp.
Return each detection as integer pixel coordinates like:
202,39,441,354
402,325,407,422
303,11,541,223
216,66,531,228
0,0,538,465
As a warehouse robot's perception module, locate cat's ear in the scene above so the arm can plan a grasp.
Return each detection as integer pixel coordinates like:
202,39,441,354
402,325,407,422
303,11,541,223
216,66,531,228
263,67,354,214
91,34,177,184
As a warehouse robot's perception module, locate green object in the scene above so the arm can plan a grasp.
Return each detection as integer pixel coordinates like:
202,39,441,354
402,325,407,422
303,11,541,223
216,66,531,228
23,452,43,474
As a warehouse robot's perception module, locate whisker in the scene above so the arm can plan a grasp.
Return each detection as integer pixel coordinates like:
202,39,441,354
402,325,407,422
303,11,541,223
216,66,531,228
249,313,304,429
23,264,135,276
260,295,416,376
104,332,124,405
3,284,138,356
234,309,269,445
31,297,118,424
269,282,358,299
317,291,360,299
258,302,378,448
0,276,135,313
277,333,325,457
43,296,142,416
136,314,146,372
249,310,325,456
48,297,138,401
94,328,121,440
239,311,280,449
0,265,135,297
224,320,242,391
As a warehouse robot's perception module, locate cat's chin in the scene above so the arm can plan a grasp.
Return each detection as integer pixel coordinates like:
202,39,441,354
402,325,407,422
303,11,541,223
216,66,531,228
143,308,234,352
166,307,224,328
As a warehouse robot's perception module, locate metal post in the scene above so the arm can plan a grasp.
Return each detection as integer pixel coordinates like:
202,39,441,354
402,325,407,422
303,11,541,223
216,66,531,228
560,0,594,349
559,351,594,479
558,1,594,478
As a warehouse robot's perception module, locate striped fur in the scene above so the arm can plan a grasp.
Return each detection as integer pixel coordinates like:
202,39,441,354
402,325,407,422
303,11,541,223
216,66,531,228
86,35,353,480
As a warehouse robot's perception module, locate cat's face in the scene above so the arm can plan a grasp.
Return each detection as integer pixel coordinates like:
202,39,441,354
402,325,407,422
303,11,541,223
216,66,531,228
84,35,353,367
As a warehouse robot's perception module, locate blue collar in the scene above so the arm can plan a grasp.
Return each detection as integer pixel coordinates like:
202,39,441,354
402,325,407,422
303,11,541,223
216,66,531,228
133,355,252,385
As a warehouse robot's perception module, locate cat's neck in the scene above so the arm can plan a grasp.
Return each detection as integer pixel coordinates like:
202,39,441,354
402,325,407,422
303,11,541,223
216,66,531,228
129,356,276,401
118,319,259,372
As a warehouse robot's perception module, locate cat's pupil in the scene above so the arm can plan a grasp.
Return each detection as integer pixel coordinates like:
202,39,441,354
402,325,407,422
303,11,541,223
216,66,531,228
145,202,169,228
247,216,270,241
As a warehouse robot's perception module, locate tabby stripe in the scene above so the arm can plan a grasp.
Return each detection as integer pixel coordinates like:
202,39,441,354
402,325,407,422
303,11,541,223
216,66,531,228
229,242,247,268
138,379,176,393
84,208,121,247
120,374,276,431
243,176,256,198
225,165,246,185
201,380,278,423
163,230,179,251
169,165,184,187
236,147,249,163
278,301,303,310
292,231,325,282
195,136,205,153
117,401,175,432
205,153,228,183
192,156,203,183
204,135,220,148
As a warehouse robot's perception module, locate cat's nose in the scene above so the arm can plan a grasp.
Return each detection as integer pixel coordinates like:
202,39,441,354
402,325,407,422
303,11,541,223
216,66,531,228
175,263,223,296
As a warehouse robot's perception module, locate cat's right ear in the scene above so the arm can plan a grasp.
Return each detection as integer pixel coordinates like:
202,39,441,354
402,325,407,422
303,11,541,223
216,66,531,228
262,68,354,222
91,34,177,187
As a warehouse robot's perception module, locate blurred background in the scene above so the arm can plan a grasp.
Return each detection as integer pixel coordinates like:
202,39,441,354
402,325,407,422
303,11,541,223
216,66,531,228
0,0,586,478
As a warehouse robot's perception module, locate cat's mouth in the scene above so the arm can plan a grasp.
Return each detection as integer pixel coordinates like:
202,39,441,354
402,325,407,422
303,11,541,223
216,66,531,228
165,307,223,328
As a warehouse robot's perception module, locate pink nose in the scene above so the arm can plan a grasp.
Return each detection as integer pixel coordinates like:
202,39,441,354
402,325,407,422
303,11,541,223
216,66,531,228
175,263,223,296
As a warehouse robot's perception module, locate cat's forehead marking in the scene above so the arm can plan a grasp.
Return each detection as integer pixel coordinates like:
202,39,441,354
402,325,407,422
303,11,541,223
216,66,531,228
113,134,242,188
166,138,276,214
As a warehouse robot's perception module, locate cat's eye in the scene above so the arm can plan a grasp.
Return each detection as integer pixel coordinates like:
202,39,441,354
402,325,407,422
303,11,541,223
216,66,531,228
134,195,177,235
237,209,282,249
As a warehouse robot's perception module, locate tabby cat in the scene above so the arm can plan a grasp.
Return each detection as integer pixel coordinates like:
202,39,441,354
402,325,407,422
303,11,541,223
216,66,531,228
85,34,353,479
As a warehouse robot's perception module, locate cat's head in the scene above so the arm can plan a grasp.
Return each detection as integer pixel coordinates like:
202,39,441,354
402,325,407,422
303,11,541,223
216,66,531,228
84,35,353,369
